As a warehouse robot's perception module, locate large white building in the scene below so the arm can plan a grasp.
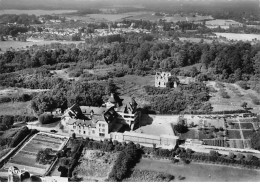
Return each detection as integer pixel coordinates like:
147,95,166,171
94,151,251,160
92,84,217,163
60,94,179,149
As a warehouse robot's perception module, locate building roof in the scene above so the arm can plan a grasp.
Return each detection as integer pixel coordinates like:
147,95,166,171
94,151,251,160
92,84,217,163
80,106,107,115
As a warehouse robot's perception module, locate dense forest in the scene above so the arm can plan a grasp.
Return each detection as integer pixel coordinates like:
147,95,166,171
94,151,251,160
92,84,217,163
1,33,260,114
1,33,260,82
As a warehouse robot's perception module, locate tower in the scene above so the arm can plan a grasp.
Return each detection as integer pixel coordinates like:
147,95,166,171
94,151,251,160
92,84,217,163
155,72,172,88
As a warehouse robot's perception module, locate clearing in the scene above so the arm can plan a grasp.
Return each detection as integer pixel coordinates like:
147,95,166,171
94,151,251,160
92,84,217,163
214,32,260,42
74,149,119,182
206,81,260,114
0,102,34,116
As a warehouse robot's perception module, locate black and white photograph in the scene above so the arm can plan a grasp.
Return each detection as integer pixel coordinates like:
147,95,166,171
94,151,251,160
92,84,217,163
0,0,260,182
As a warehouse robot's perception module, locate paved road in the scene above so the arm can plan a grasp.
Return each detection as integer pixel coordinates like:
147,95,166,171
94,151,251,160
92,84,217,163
27,122,70,137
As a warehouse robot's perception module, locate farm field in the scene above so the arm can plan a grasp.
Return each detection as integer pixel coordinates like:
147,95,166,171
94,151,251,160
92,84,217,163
3,132,68,176
0,40,84,53
0,9,77,16
74,150,119,181
66,11,157,23
214,32,260,41
135,158,260,182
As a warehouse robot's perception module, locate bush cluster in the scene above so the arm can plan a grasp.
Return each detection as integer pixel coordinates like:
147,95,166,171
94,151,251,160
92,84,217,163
108,142,141,181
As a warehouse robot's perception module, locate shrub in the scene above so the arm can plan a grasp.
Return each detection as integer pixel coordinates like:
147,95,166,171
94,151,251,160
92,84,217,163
219,89,230,98
173,124,189,134
237,81,249,90
9,126,30,147
108,143,141,181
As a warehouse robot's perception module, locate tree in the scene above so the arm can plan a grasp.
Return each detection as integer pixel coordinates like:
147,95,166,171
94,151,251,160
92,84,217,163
36,148,55,165
166,76,179,88
241,102,247,109
253,51,260,75
105,79,119,95
0,115,14,130
190,66,199,77
38,113,54,125
173,124,188,134
228,152,235,159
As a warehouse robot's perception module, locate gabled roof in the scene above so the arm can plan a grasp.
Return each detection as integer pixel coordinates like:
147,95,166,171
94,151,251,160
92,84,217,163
80,106,107,115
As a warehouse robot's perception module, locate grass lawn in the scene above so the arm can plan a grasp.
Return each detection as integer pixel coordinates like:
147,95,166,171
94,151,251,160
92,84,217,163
179,129,198,140
135,158,260,182
124,169,175,182
0,102,34,116
227,130,241,139
74,150,119,181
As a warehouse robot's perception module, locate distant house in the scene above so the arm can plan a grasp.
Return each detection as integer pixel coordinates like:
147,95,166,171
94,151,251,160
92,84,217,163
155,72,178,88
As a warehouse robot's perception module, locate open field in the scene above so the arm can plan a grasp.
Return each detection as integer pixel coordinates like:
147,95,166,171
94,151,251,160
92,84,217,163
214,32,260,41
0,101,34,116
3,132,68,176
113,75,154,106
66,11,157,23
124,169,175,182
136,114,176,136
74,150,119,181
135,158,260,182
206,81,260,114
0,9,77,16
0,87,48,99
0,40,84,53
179,37,213,44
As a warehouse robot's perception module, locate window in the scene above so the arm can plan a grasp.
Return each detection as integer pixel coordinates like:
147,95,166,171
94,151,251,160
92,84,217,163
102,129,105,132
83,131,86,134
99,133,105,137
102,124,105,127
79,130,81,134
99,124,101,127
73,126,76,129
92,130,95,134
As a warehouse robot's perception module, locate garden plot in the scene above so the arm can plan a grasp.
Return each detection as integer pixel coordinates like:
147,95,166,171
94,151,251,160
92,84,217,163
227,130,241,139
3,132,68,176
242,130,255,139
74,150,119,181
240,123,254,130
